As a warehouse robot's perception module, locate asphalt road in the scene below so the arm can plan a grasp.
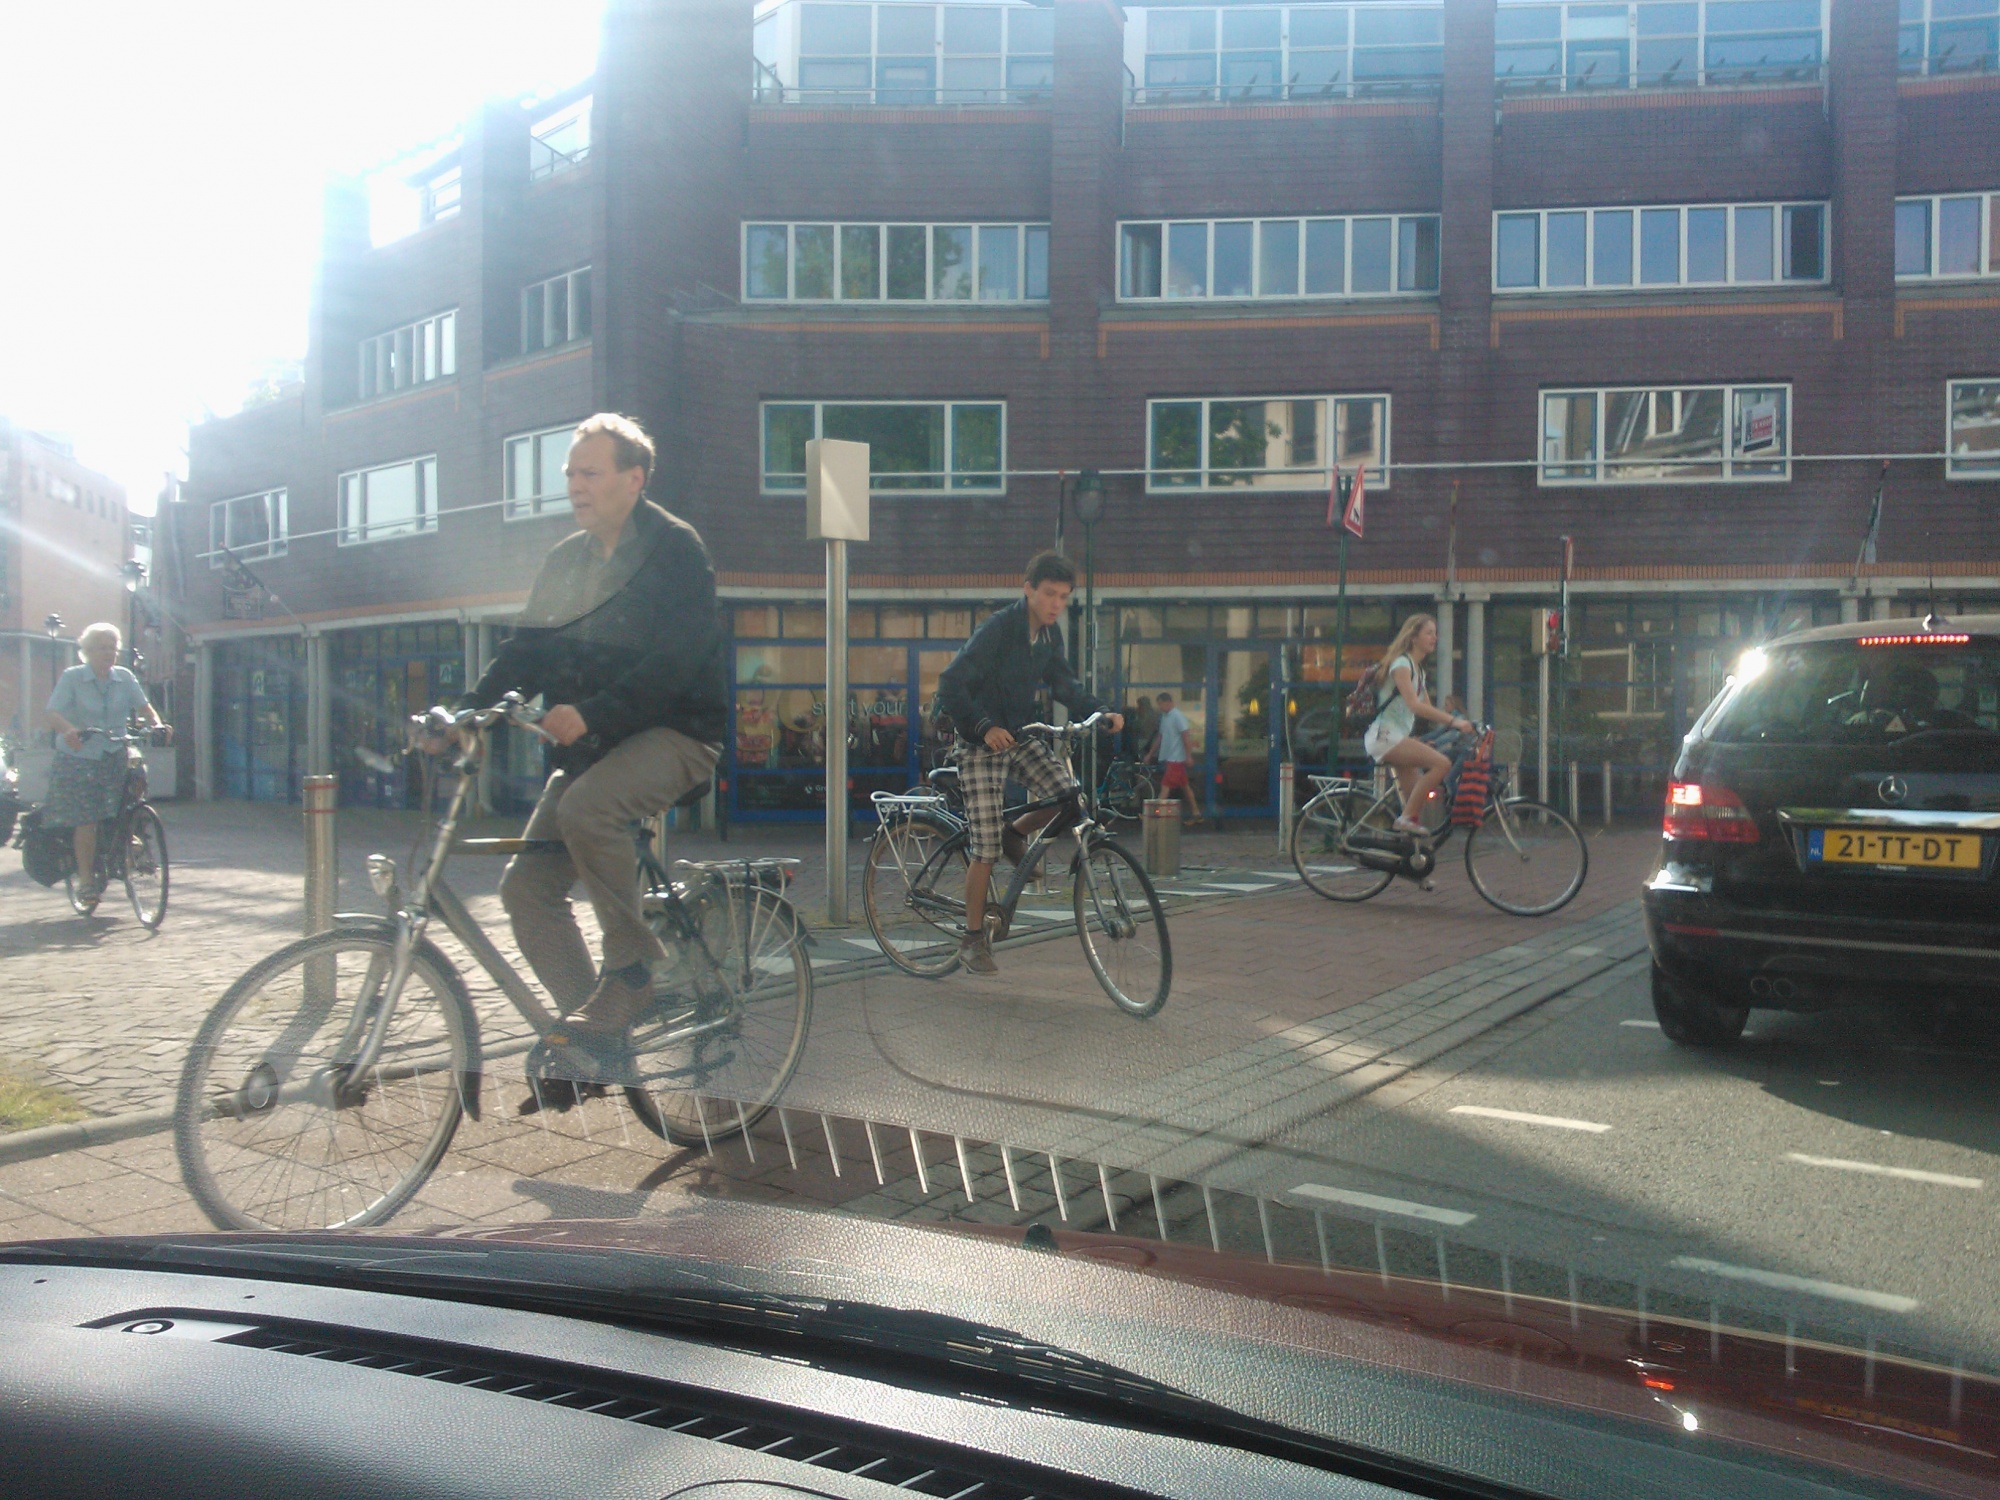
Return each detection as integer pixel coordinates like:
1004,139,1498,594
1218,955,2000,1375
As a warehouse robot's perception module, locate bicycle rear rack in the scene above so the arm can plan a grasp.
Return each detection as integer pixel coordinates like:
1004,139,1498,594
870,790,949,814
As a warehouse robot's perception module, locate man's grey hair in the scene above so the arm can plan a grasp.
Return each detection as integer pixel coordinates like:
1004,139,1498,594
77,621,123,654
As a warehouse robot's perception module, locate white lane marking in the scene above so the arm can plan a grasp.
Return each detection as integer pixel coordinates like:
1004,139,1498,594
1251,870,1303,881
1564,944,1604,957
1292,1183,1476,1226
1449,1104,1611,1134
1621,1019,1661,1029
1157,888,1212,898
1669,1256,1919,1313
1785,1153,1983,1190
1204,881,1279,893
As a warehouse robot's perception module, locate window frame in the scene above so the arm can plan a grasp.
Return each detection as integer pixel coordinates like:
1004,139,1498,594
1116,216,1441,301
357,310,458,401
1493,0,1830,93
522,267,593,353
741,221,1050,303
1143,393,1392,494
1492,202,1828,291
1898,0,2000,78
1893,194,1999,281
419,164,461,225
336,455,441,546
528,97,593,180
1947,378,2000,482
758,399,1008,495
1537,382,1793,486
503,424,580,519
207,488,289,567
776,2,1056,105
1129,4,1446,103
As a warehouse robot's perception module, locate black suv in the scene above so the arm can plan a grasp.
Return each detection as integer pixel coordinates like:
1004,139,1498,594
1643,614,2000,1046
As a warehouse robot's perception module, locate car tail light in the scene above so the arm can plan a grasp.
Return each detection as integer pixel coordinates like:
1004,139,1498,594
1663,782,1760,843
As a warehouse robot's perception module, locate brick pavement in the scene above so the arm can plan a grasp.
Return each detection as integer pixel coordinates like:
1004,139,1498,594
0,798,1660,1244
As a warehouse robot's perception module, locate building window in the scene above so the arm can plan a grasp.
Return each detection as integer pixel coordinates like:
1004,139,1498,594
522,267,592,353
1119,217,1438,300
504,426,577,517
1948,380,2000,480
758,2,1054,105
1130,4,1444,102
1146,394,1389,491
1894,194,1998,280
529,97,591,179
209,489,288,566
358,311,457,400
1494,1,1826,92
338,456,439,544
1494,202,1826,290
419,164,461,225
743,222,1049,301
1899,0,1999,77
760,401,1005,493
1539,384,1790,484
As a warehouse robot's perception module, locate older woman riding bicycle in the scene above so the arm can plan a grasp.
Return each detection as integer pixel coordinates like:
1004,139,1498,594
1363,613,1471,837
44,621,170,909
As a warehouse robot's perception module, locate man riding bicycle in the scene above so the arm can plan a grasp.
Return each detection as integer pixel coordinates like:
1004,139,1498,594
452,413,728,1063
936,552,1122,976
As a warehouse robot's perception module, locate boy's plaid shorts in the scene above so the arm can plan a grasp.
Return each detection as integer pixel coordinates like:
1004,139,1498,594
954,737,1079,862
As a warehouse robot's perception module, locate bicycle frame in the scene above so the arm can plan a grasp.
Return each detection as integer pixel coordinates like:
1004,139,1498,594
1307,756,1541,872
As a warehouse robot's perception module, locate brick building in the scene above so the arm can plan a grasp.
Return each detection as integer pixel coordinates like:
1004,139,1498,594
168,0,2000,822
0,421,146,788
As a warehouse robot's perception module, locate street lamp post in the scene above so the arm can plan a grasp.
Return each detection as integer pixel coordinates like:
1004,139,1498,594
121,560,147,675
1073,469,1105,793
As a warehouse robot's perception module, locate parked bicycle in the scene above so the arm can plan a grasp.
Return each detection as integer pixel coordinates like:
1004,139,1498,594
1289,728,1588,916
174,693,812,1233
7,725,169,928
1093,754,1155,822
862,712,1172,1016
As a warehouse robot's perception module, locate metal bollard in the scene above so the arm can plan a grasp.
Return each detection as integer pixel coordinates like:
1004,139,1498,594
302,774,338,935
1276,762,1295,852
1142,799,1181,878
1568,761,1581,823
1602,758,1614,828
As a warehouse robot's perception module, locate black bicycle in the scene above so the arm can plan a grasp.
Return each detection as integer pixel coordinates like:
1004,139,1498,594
862,713,1172,1016
9,725,170,928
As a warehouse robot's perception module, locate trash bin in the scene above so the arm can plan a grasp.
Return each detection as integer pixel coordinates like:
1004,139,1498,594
1142,798,1181,878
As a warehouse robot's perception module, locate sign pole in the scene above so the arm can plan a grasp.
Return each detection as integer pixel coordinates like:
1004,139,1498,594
825,536,849,925
808,438,870,927
1329,479,1352,748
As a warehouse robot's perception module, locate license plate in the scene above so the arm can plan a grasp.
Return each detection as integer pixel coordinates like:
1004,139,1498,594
1808,827,1983,871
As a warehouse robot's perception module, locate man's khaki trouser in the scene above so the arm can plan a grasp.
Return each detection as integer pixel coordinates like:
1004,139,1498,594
498,726,719,1011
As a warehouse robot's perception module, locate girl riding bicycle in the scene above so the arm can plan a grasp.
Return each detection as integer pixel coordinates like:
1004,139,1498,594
1364,613,1471,837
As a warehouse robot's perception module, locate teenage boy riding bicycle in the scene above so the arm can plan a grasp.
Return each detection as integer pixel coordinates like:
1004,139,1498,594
936,552,1122,976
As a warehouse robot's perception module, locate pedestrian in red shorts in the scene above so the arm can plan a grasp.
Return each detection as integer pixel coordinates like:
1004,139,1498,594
1144,691,1202,825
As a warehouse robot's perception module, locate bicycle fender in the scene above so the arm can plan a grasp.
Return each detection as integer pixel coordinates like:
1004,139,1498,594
318,915,486,1122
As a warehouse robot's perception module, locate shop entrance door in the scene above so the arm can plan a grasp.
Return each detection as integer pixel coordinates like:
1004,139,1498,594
1210,647,1276,818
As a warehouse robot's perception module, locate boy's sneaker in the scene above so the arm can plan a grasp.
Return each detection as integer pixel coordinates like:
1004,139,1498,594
958,932,1000,976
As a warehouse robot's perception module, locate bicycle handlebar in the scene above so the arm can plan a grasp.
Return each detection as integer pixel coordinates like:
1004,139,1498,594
1017,711,1111,738
413,691,558,745
77,725,169,747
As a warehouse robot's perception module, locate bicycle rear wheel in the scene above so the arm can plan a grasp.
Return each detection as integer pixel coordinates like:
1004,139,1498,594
1464,798,1589,916
1290,789,1395,902
122,804,168,929
175,930,473,1232
627,879,813,1147
1073,837,1172,1018
862,814,968,976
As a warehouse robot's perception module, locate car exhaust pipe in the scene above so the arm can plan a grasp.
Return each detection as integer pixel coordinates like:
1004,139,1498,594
1771,977,1797,1001
1749,976,1773,999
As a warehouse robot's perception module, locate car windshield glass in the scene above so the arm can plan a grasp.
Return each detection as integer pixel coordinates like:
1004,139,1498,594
1710,638,2000,744
9,6,2000,1500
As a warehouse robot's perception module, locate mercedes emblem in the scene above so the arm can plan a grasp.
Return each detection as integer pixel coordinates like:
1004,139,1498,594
1878,775,1908,805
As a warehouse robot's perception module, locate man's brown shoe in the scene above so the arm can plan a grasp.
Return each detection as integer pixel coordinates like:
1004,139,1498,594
958,933,999,976
560,969,654,1039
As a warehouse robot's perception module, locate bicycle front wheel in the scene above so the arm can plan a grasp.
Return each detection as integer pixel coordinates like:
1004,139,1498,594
1464,798,1589,916
628,880,813,1147
1290,789,1395,902
862,814,969,977
1073,838,1172,1018
175,930,472,1232
122,804,168,929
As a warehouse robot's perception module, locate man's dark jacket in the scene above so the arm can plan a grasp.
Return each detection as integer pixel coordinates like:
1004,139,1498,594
937,598,1105,743
464,500,728,766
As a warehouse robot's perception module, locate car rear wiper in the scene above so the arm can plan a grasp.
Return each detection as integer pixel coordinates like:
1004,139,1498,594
0,1234,1528,1500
